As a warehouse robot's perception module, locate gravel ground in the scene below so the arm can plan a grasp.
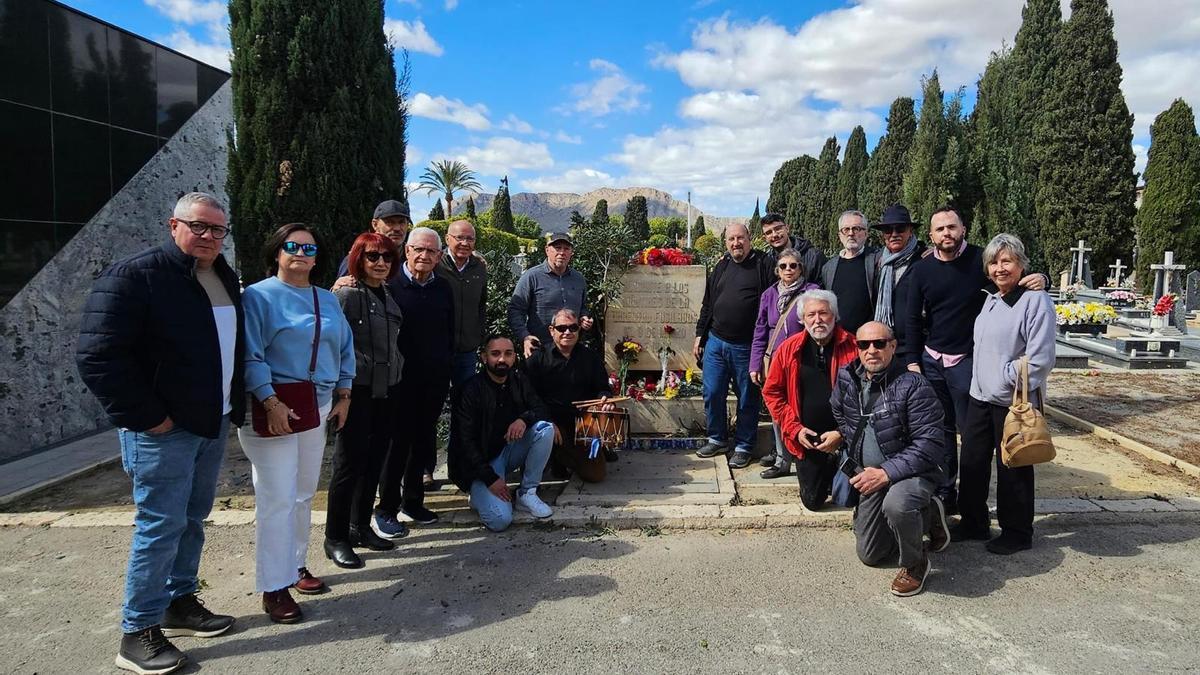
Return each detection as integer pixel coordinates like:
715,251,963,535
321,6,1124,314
2,520,1199,674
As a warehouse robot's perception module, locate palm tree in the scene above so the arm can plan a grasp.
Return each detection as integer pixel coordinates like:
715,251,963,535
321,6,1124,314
416,159,482,217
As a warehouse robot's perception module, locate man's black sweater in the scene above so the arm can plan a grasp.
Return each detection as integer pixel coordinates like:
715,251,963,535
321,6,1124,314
903,244,989,365
388,270,455,377
695,250,773,346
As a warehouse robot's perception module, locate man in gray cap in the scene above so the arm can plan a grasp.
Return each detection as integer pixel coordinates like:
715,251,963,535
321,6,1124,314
509,232,592,357
337,199,412,276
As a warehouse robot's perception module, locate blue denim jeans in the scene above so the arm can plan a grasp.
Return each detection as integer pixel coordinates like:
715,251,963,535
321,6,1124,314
701,332,760,452
468,420,553,532
118,417,228,633
920,351,973,501
450,350,479,388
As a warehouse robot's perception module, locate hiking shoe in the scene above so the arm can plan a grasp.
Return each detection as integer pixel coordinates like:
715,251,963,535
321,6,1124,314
927,496,950,553
161,593,234,638
292,567,327,595
986,532,1033,555
516,489,553,519
400,503,440,525
727,450,753,469
695,441,728,458
115,625,185,675
891,558,930,597
372,512,410,540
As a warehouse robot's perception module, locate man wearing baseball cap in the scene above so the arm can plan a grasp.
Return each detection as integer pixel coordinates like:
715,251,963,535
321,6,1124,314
337,199,412,277
508,232,592,357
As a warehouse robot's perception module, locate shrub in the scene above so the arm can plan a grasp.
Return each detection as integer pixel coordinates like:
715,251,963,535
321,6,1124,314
648,233,669,248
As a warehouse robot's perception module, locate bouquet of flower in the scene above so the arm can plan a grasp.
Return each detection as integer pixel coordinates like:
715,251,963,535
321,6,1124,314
1060,282,1084,302
614,337,643,391
637,247,695,266
1152,293,1177,318
1105,289,1137,303
1054,302,1117,326
659,369,703,399
656,324,676,392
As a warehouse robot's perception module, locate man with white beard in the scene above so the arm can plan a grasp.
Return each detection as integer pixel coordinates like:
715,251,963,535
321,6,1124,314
820,210,879,334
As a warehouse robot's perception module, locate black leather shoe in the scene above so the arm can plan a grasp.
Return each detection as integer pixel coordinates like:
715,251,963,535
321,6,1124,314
323,539,364,569
949,522,991,542
115,626,185,675
349,526,395,551
986,532,1032,555
758,453,777,468
760,465,790,479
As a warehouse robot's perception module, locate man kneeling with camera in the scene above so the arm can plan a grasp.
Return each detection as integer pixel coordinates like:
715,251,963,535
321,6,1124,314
831,321,951,596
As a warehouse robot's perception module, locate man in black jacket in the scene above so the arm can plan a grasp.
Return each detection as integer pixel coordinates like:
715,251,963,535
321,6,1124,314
76,192,241,675
762,212,825,286
819,209,880,334
870,204,927,363
693,223,774,468
449,335,555,531
440,219,488,387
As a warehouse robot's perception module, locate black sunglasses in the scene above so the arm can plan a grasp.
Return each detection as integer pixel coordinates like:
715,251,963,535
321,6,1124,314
364,251,395,263
777,262,800,270
282,241,318,257
552,324,580,333
856,338,893,350
877,225,911,235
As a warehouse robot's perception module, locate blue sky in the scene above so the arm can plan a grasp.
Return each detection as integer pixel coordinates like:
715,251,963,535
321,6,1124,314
60,0,1200,220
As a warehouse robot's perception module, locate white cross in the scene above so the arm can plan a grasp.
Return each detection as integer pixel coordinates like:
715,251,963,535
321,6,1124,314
1150,250,1186,299
1069,239,1092,283
1109,258,1127,285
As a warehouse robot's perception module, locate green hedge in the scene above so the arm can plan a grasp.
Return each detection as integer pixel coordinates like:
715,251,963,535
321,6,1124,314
416,219,537,255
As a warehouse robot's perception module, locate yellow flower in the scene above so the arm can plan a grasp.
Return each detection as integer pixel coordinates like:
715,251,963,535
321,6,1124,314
684,368,694,383
664,388,679,400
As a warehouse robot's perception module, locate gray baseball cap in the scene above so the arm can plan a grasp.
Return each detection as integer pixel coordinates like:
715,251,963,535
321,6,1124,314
373,199,411,220
545,231,573,246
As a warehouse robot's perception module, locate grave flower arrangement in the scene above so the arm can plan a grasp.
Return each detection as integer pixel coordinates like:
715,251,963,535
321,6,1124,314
1152,293,1177,317
614,337,643,391
1104,289,1137,304
1054,301,1117,326
1060,282,1084,302
656,324,676,392
636,247,695,266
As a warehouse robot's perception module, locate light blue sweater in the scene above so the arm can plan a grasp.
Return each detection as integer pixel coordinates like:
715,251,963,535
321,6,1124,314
970,285,1056,407
243,276,355,406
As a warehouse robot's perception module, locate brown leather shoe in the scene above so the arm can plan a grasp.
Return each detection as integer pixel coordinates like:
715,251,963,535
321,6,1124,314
292,567,327,595
891,558,930,597
262,589,303,624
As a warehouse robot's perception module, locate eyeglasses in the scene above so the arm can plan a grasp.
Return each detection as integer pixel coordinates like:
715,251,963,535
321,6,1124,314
449,234,476,243
777,262,800,270
877,225,911,235
839,226,867,234
364,251,394,263
178,219,230,239
408,245,438,256
856,338,893,350
551,324,580,333
282,241,318,257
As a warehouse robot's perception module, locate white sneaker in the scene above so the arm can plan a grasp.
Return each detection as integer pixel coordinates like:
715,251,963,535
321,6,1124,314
515,490,553,519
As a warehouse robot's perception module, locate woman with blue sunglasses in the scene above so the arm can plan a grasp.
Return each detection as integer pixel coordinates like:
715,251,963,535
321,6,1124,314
239,223,355,624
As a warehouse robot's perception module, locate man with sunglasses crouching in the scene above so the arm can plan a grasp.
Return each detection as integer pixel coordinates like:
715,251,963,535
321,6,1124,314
830,321,951,597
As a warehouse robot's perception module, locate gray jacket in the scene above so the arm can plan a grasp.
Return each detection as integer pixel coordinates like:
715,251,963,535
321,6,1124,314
819,247,881,300
334,284,404,397
508,262,588,346
970,284,1056,406
438,253,488,353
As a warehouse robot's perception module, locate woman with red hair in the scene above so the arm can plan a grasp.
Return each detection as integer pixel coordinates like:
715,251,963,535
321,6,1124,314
324,232,405,569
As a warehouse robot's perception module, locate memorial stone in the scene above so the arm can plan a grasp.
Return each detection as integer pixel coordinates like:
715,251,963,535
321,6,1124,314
1107,258,1128,288
1069,239,1094,288
605,265,705,372
1187,270,1200,314
1150,251,1187,333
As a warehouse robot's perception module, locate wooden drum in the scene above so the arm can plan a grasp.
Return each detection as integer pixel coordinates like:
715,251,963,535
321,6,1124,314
572,406,628,484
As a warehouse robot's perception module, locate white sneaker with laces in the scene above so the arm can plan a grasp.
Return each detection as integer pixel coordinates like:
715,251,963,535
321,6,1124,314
515,489,553,518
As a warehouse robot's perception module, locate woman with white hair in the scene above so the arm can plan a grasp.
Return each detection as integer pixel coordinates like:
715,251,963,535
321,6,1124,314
955,233,1055,555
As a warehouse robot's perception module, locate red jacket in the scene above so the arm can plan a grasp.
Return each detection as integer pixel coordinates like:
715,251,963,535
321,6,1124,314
761,327,858,460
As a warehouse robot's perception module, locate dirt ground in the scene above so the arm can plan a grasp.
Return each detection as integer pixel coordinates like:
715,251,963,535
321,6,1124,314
1047,369,1200,466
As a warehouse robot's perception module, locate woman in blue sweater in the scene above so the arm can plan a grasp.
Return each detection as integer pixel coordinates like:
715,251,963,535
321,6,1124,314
239,223,355,624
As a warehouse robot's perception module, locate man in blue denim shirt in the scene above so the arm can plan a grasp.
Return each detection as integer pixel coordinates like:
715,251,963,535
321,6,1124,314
76,193,242,675
508,232,592,357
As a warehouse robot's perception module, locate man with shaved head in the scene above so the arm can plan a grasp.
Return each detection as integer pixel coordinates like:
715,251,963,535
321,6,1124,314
830,321,950,597
694,223,774,468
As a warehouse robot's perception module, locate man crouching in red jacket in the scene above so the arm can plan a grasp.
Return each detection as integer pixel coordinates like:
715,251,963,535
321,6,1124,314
761,290,859,510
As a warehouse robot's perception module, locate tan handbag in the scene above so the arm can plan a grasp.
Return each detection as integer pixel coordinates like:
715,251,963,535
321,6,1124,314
1001,356,1055,467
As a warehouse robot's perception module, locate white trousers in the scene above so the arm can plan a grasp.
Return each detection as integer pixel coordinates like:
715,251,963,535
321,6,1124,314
238,403,330,593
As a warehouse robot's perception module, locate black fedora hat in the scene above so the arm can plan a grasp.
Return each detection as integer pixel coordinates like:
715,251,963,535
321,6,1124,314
872,203,918,230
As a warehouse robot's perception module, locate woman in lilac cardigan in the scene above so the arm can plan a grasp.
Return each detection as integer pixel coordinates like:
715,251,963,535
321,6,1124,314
749,248,818,479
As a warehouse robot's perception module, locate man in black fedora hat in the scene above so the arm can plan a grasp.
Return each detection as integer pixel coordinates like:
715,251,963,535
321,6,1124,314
870,204,927,363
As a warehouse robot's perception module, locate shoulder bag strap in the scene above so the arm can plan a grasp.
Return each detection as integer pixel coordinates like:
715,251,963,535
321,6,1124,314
309,287,322,382
1012,355,1029,407
767,294,805,357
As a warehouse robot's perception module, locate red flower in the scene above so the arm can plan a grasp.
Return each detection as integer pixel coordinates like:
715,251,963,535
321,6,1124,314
663,323,676,335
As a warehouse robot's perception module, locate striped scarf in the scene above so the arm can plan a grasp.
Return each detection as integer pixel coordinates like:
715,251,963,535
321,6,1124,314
874,237,918,326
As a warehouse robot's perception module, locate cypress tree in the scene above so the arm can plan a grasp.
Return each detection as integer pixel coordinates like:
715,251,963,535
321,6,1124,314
862,97,916,222
836,126,869,216
903,71,947,224
767,157,809,216
970,49,1016,247
227,0,407,284
625,195,650,242
1034,0,1135,279
798,136,841,251
569,209,588,231
748,199,762,239
1133,99,1200,291
428,200,445,221
465,196,477,220
492,178,514,233
591,199,610,227
942,89,982,230
783,156,818,232
693,215,706,241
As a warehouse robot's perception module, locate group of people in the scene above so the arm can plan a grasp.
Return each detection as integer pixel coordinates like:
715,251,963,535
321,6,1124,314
696,204,1055,596
76,192,612,674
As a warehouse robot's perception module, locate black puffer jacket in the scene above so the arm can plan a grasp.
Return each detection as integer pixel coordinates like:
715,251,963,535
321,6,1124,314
829,359,944,483
766,235,826,287
75,241,245,437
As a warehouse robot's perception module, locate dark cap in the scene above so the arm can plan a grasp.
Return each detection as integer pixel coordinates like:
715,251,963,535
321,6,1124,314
373,199,411,220
545,231,573,246
872,204,918,229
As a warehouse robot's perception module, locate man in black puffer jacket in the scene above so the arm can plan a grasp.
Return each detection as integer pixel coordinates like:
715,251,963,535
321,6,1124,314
830,321,949,598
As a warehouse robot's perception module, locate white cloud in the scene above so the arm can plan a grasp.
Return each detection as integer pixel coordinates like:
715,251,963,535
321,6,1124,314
160,28,230,70
554,130,583,144
521,168,616,194
564,59,648,116
144,0,225,24
448,137,554,176
498,114,534,134
384,18,444,56
409,93,491,130
1110,1,1200,141
445,0,460,9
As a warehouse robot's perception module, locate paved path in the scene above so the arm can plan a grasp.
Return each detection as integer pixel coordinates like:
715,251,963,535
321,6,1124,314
2,521,1199,673
0,430,115,505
